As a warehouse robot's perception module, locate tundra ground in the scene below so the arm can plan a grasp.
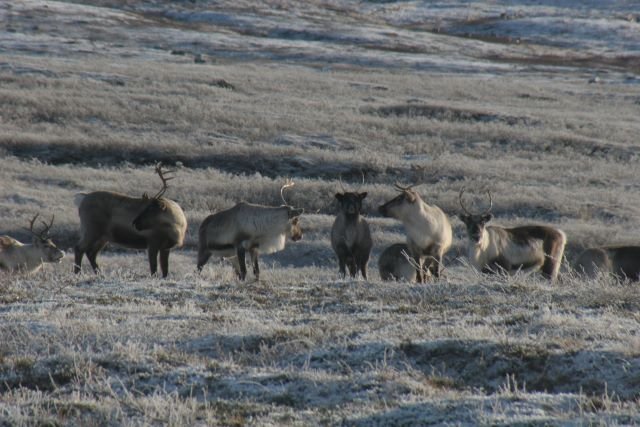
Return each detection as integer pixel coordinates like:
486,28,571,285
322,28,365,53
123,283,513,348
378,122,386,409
1,0,640,425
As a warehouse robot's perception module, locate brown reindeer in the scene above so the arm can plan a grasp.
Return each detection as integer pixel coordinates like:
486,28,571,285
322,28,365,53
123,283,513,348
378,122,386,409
330,175,372,279
378,243,419,282
575,246,640,281
0,214,65,274
74,163,187,278
378,183,452,282
458,189,566,282
197,180,303,280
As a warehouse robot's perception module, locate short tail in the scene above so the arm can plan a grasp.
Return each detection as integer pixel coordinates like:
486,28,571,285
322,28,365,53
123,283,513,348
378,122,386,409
74,193,87,207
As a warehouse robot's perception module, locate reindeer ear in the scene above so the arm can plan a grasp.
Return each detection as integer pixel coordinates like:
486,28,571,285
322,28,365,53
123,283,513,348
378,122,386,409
405,191,417,203
358,192,368,200
288,207,304,218
142,192,150,200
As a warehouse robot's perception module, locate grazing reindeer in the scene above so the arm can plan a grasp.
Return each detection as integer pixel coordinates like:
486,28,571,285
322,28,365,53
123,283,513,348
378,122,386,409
74,163,187,278
0,214,65,274
330,175,372,279
197,180,304,280
575,246,640,281
458,189,566,281
378,243,419,282
378,183,452,282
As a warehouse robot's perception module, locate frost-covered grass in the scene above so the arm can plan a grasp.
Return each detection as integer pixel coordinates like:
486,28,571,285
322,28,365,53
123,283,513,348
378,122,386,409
1,0,640,425
2,260,640,426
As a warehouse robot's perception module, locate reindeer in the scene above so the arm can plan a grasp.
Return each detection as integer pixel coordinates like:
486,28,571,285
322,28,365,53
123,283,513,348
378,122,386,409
378,183,452,282
74,163,187,278
330,175,372,279
458,189,566,282
378,243,419,282
197,180,304,280
0,214,65,274
575,246,640,281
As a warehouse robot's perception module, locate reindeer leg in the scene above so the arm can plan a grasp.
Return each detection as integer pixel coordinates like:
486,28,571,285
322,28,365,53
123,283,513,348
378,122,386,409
428,250,443,279
159,249,170,278
236,246,247,280
413,255,424,283
86,240,107,274
335,243,349,278
359,259,368,280
250,248,260,280
347,257,357,278
74,244,84,274
148,246,159,276
197,250,212,273
338,257,347,278
229,256,242,279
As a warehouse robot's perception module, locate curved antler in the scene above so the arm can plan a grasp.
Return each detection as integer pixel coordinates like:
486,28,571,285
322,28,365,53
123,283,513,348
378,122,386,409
280,179,295,206
459,188,493,216
24,214,40,236
24,214,54,239
337,174,346,193
458,188,472,216
154,162,175,199
483,190,493,216
394,182,418,192
40,215,54,237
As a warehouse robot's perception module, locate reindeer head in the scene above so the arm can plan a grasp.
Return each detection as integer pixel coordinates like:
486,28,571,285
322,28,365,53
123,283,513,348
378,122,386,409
458,188,493,243
335,173,367,218
133,163,175,231
26,214,65,262
378,182,422,218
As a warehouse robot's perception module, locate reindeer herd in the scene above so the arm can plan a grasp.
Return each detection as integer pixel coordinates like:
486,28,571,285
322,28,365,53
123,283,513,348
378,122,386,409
0,163,638,282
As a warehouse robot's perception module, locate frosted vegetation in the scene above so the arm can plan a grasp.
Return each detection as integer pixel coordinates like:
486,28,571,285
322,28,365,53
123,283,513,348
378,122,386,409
0,0,639,425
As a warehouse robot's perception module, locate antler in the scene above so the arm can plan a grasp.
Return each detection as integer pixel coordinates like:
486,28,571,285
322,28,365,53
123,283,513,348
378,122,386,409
24,214,54,239
338,171,365,193
459,188,493,216
25,214,39,236
280,178,295,206
40,214,55,237
338,174,346,193
154,162,175,199
394,182,419,192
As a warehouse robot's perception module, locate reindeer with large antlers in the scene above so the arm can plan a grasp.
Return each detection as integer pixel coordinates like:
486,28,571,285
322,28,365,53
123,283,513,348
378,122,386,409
458,189,566,281
74,163,187,278
0,214,65,274
378,182,452,282
197,179,304,280
330,173,372,279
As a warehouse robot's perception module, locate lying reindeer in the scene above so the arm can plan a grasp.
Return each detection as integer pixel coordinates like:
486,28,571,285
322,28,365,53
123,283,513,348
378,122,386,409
74,163,187,278
331,175,372,279
197,180,304,280
458,189,566,282
575,246,640,281
378,243,418,282
0,214,65,274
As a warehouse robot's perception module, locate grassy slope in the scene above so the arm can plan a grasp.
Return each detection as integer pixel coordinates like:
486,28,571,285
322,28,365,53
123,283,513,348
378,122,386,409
1,0,640,425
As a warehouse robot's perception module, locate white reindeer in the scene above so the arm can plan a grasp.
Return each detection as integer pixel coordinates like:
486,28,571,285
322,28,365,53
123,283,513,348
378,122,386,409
378,183,452,282
197,181,304,280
